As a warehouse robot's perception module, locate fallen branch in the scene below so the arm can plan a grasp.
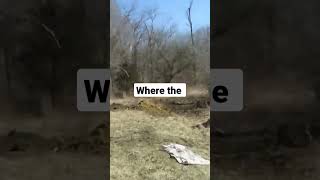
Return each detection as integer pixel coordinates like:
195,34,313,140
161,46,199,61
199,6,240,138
41,23,62,49
118,66,130,78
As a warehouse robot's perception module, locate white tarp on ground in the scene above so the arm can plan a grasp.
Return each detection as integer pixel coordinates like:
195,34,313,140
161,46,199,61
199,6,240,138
162,143,210,165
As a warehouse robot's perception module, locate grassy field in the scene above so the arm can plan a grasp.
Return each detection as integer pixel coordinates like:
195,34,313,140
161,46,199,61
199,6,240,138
110,99,210,180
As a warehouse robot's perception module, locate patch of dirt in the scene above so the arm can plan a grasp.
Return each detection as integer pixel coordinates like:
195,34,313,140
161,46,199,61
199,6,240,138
0,122,108,179
212,116,320,179
111,100,171,116
213,142,320,180
0,153,107,180
111,96,209,117
0,123,108,154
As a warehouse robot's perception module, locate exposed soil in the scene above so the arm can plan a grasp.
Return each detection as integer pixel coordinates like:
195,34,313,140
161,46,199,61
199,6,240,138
0,120,108,179
212,113,320,180
213,142,320,180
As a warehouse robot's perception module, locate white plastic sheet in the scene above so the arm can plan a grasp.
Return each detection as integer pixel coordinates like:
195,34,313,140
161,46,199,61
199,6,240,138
162,143,210,165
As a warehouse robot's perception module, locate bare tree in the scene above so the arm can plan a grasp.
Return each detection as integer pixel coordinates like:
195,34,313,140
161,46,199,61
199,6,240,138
186,0,195,46
153,26,193,82
186,0,197,83
3,48,11,98
144,8,158,81
157,45,192,82
111,2,147,93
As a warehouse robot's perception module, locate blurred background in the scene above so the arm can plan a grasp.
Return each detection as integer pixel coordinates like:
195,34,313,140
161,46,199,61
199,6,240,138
213,0,320,179
0,0,108,179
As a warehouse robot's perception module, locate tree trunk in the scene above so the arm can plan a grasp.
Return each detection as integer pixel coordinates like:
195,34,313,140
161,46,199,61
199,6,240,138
3,48,11,98
50,57,56,109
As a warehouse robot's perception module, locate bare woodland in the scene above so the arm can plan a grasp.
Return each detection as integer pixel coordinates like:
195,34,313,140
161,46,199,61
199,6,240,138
0,0,107,117
213,0,320,179
111,0,209,95
0,1,108,179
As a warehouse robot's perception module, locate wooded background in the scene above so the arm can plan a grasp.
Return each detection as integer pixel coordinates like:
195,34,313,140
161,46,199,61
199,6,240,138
0,0,107,116
0,0,107,137
213,0,320,142
111,0,210,96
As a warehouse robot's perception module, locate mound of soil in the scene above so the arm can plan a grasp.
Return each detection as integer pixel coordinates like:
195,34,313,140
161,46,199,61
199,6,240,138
111,97,209,117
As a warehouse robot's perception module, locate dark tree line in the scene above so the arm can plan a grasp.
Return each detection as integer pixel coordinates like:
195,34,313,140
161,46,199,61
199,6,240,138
0,0,107,116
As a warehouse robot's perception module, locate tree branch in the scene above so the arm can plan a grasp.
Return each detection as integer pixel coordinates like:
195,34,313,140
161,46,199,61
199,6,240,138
40,23,62,49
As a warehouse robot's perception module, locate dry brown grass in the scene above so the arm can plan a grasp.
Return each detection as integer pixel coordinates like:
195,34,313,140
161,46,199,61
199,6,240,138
110,97,210,180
